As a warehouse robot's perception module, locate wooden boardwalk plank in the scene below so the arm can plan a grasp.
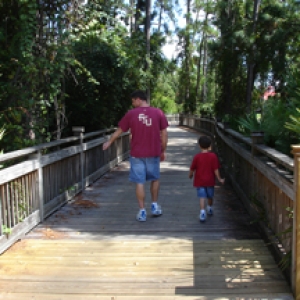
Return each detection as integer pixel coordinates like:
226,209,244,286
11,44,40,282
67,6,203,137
0,126,293,299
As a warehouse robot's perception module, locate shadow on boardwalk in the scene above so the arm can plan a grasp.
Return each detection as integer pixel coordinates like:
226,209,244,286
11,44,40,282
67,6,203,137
0,126,294,299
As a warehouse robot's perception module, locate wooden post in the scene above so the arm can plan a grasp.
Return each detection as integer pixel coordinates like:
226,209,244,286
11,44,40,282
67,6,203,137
292,145,300,298
72,126,85,192
37,150,44,222
251,131,264,156
0,194,2,236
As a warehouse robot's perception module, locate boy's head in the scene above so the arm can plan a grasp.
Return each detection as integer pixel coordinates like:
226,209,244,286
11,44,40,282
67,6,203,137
198,135,212,150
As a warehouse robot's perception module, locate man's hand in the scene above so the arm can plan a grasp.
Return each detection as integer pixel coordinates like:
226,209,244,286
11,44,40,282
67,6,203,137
160,152,166,161
103,141,111,150
102,128,123,151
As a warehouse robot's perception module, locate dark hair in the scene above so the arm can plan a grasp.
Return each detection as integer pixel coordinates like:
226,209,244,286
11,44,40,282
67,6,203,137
198,135,212,149
131,90,147,101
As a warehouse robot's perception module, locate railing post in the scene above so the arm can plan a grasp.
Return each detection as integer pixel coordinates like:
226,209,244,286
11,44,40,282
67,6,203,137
0,194,2,236
292,145,300,298
37,150,44,222
72,126,85,192
251,132,264,156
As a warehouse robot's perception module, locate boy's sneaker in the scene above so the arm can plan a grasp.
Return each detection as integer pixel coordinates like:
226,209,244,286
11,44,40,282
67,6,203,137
199,211,206,222
136,209,147,222
151,203,162,217
207,206,213,216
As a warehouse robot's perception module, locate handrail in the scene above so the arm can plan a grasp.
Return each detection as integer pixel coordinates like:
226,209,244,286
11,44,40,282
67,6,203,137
0,114,178,253
0,128,116,164
0,126,130,254
179,114,297,295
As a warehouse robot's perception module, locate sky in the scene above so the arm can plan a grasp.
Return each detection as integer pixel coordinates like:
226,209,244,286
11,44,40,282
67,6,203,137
160,1,185,60
162,36,180,59
160,1,206,60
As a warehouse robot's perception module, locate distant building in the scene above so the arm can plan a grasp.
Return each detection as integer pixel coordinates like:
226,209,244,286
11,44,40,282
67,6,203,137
263,86,276,100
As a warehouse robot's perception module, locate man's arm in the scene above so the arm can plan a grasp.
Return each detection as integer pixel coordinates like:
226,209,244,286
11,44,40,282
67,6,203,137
102,127,123,150
161,128,168,152
160,128,168,161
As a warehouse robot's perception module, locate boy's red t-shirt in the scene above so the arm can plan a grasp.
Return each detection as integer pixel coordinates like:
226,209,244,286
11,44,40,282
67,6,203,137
190,152,220,187
118,106,168,157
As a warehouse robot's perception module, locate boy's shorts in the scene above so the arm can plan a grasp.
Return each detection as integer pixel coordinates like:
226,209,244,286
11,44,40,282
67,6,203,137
129,156,160,184
196,187,214,198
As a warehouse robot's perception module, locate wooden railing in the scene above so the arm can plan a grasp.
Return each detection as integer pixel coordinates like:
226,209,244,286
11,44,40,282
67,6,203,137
0,127,130,253
166,114,180,125
179,114,298,296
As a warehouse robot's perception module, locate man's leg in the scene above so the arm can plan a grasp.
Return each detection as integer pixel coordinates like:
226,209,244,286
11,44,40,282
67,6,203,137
150,180,160,203
136,183,145,209
150,180,162,216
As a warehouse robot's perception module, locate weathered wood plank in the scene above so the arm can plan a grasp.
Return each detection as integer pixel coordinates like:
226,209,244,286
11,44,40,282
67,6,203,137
0,294,294,300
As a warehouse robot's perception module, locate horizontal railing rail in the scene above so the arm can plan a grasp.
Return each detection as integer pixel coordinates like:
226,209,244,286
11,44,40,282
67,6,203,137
179,114,297,293
0,127,130,253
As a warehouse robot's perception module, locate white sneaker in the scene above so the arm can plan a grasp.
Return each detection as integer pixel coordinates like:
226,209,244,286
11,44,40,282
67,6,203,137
151,203,162,216
136,210,147,222
207,206,213,216
199,211,206,222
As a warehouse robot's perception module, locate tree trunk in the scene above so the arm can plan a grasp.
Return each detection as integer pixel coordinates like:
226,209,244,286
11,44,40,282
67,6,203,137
134,0,143,31
195,37,204,102
130,0,135,34
146,0,151,103
158,0,163,32
201,33,208,103
245,0,261,112
184,0,191,109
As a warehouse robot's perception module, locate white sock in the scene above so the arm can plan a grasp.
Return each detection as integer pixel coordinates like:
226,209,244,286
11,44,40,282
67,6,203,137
207,205,211,210
200,209,205,213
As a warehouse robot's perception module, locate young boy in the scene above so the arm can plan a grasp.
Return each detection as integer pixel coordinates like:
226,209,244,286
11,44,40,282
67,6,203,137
189,135,225,222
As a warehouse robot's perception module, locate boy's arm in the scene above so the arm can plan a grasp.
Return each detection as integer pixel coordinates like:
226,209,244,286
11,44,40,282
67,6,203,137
214,169,225,184
189,169,194,179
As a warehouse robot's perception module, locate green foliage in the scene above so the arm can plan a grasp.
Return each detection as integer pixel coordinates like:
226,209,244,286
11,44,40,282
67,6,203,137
199,103,214,116
2,225,12,235
286,108,300,135
262,98,296,154
284,69,300,136
237,111,263,134
208,0,300,118
235,97,298,154
64,34,143,131
0,0,172,149
151,63,179,113
0,0,78,150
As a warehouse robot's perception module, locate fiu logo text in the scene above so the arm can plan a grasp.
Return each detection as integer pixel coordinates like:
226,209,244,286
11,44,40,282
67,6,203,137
138,113,152,126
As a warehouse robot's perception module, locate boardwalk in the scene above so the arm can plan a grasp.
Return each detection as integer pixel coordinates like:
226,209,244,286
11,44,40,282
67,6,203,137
0,126,293,299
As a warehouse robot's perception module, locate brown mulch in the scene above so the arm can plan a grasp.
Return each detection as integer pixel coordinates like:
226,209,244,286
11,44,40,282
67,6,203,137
39,228,66,239
71,194,99,208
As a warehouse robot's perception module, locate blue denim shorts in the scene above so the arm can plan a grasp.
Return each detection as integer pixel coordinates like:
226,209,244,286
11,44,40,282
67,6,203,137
196,187,215,198
129,157,160,184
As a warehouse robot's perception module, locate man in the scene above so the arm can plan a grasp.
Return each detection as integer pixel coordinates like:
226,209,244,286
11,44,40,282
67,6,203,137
103,90,168,222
